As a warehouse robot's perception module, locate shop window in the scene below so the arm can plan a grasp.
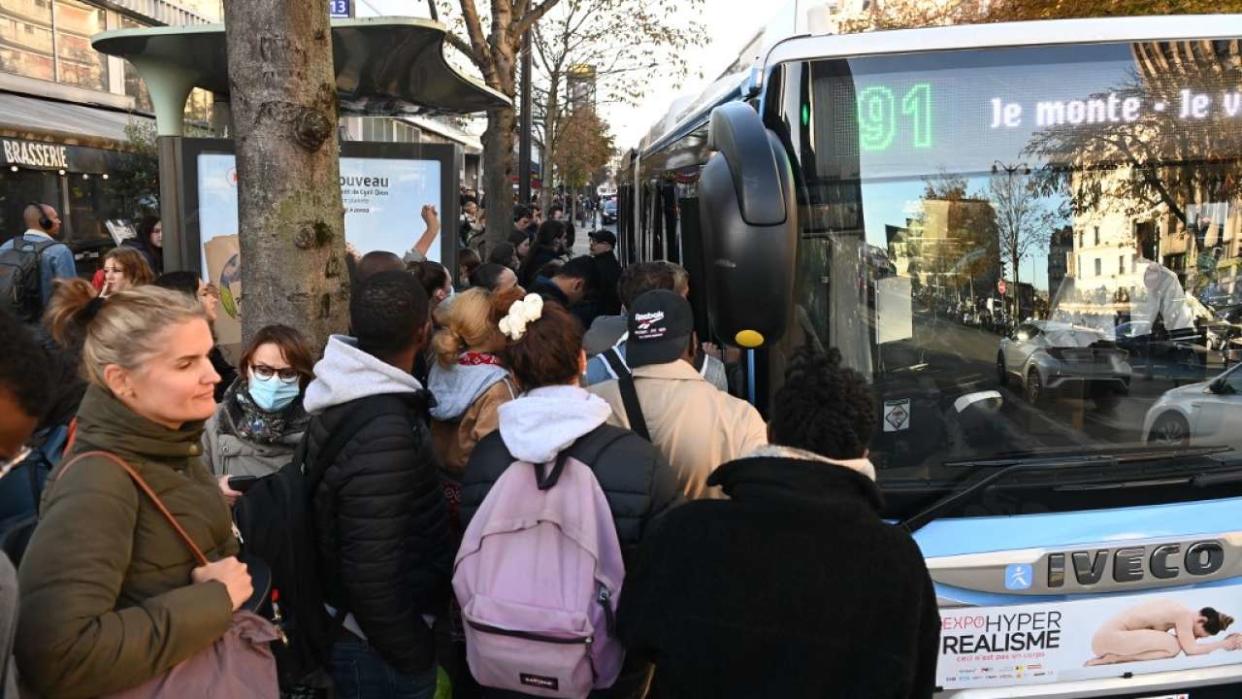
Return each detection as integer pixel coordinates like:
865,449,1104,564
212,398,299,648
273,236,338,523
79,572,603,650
54,0,108,92
66,173,120,245
1094,258,1101,277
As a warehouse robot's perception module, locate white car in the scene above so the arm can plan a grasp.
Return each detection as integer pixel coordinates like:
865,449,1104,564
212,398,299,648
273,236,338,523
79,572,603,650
997,321,1132,407
1143,364,1242,447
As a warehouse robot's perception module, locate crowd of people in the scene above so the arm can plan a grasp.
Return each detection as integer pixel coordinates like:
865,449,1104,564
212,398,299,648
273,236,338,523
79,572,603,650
0,199,941,698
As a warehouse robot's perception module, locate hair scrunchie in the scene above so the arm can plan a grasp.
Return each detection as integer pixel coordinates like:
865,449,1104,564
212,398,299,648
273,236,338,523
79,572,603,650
498,293,544,341
80,295,106,323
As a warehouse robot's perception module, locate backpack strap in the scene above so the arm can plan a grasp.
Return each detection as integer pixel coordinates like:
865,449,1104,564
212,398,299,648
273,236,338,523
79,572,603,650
600,349,650,441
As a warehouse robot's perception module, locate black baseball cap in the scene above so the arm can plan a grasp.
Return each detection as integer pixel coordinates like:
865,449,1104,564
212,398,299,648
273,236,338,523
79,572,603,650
589,230,617,246
626,290,693,368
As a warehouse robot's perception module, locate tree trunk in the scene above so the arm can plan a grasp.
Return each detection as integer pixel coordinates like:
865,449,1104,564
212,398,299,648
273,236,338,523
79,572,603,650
223,0,347,351
482,105,517,253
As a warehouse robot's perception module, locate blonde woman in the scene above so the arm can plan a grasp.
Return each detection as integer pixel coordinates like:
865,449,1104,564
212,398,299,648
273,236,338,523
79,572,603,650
429,287,523,480
17,286,255,697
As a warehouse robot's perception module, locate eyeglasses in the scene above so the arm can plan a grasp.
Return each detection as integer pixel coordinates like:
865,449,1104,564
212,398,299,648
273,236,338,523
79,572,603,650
0,445,33,480
252,363,300,382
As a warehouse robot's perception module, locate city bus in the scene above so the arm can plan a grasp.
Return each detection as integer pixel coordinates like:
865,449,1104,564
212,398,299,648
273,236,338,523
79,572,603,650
619,12,1242,698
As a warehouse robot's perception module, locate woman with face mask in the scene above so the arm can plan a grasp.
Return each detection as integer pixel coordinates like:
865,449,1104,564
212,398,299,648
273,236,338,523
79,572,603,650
202,325,315,504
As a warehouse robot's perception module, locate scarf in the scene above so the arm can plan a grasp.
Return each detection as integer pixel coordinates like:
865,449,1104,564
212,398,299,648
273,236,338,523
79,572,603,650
459,351,502,367
223,379,311,446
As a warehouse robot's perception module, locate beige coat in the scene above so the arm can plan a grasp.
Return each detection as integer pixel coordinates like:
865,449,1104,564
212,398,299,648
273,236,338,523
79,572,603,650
589,360,767,499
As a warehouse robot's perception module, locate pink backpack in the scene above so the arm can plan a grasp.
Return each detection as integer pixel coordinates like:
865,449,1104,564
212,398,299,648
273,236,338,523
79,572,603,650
453,447,626,698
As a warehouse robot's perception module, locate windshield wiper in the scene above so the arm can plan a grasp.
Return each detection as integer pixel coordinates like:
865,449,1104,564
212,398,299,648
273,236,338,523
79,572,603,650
900,445,1231,533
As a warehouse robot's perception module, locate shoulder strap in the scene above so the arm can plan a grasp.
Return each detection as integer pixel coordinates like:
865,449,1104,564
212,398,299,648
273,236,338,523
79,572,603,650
58,451,209,566
601,350,650,441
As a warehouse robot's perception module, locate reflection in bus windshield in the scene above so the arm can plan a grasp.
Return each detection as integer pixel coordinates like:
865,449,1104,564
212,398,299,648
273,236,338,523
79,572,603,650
789,40,1242,476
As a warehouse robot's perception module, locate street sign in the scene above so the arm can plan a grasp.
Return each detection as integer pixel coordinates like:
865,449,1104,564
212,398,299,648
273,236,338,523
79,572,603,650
329,0,352,18
997,279,1007,295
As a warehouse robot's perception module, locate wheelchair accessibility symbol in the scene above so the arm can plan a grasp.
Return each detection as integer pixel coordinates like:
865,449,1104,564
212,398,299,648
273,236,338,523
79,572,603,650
1005,563,1033,590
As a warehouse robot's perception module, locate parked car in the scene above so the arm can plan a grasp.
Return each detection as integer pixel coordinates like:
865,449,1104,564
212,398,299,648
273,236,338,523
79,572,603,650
997,320,1131,408
600,197,617,224
1143,363,1242,447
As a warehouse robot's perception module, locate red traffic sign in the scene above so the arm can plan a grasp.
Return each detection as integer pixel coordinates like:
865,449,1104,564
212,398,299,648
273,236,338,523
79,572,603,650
998,279,1008,295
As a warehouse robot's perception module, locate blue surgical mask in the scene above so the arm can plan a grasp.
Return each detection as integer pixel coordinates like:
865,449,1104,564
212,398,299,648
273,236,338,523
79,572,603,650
247,370,301,412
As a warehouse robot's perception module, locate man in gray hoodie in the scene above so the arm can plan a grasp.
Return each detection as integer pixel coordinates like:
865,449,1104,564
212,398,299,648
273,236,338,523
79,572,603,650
304,271,453,698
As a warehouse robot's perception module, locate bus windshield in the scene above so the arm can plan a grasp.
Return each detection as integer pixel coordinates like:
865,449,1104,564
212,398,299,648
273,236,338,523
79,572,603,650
782,38,1242,479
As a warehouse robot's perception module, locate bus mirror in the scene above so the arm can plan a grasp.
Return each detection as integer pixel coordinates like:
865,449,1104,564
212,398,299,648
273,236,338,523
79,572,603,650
698,102,797,348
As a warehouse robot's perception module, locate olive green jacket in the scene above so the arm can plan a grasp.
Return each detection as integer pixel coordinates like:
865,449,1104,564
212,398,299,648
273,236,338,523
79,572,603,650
16,386,238,698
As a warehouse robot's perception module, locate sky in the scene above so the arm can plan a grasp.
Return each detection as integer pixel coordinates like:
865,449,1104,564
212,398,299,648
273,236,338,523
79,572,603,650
351,0,784,150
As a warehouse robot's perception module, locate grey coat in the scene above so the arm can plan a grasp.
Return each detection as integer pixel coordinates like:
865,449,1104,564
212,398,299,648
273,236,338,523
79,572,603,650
201,406,304,478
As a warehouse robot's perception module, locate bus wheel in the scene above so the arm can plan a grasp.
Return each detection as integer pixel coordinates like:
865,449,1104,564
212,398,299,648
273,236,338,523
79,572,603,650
1148,413,1189,446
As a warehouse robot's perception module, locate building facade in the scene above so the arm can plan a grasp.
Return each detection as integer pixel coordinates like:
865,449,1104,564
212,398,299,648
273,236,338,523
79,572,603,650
0,0,218,265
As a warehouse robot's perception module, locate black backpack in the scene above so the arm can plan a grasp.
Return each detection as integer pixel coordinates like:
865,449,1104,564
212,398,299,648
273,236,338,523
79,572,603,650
0,429,63,566
0,237,59,323
232,397,401,692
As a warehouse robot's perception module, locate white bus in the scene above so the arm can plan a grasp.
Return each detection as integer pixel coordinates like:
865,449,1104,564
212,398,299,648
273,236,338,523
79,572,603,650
621,12,1242,698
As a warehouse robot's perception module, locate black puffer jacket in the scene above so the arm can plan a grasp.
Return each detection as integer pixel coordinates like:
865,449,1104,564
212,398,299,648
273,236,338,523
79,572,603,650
461,424,681,556
617,452,940,698
308,392,453,673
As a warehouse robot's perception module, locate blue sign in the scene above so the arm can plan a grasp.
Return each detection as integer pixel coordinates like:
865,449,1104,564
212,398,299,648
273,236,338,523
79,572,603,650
1004,563,1033,590
329,0,351,18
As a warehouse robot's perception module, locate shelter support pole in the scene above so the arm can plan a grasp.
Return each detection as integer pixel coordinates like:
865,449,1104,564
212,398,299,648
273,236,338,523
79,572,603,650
130,57,196,272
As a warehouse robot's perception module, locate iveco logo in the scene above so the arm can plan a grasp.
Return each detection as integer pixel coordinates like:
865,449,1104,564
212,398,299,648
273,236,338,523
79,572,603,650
1047,540,1224,587
925,535,1242,598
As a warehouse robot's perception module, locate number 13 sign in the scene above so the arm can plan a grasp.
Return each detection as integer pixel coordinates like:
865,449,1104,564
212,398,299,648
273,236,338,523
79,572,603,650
329,0,351,18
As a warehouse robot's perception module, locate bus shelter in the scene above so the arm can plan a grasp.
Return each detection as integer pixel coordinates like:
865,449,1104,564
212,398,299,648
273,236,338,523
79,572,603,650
92,17,509,272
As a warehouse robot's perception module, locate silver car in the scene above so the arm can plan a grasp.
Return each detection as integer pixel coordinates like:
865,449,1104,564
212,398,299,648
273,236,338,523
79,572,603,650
997,321,1132,407
1144,364,1242,447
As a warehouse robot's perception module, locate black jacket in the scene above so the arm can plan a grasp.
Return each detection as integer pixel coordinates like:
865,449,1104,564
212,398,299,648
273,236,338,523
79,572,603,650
519,246,559,288
308,393,453,673
461,424,682,557
616,455,940,699
593,250,622,317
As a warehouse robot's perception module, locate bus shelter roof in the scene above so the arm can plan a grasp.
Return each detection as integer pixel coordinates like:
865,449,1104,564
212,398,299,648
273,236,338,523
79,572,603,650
92,17,508,129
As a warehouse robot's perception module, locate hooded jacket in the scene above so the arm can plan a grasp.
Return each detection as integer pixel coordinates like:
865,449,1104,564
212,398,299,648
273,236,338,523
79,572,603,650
17,385,238,698
616,449,940,699
202,379,309,478
304,336,452,674
428,359,515,475
460,385,681,556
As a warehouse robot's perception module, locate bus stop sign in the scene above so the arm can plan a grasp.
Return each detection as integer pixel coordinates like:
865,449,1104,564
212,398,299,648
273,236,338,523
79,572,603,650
329,0,352,18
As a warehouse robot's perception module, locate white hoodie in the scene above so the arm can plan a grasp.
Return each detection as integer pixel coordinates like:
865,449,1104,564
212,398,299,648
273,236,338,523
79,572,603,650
303,335,424,415
498,384,613,464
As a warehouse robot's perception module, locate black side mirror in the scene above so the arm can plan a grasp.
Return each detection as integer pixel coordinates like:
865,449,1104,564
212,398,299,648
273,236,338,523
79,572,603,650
697,101,797,349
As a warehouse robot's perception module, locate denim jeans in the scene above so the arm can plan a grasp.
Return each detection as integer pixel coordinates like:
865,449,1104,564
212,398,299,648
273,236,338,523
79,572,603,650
330,635,438,699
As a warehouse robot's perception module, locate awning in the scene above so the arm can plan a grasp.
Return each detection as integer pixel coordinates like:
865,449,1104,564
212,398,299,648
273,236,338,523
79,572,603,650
0,92,152,149
92,17,510,119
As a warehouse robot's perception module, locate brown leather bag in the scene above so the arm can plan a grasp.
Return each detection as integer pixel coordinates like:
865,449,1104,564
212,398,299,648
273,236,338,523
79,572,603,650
59,451,280,698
